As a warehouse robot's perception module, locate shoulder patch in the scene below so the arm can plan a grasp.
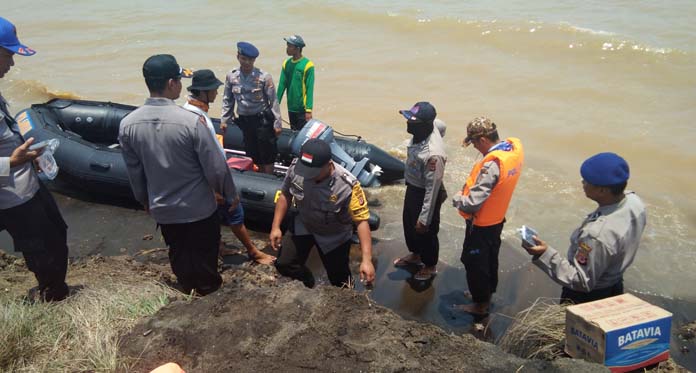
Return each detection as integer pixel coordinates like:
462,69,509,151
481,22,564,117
575,240,593,265
428,158,438,171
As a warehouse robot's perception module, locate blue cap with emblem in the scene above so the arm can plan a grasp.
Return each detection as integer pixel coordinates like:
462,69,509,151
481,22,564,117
580,152,630,186
237,41,259,58
0,17,35,56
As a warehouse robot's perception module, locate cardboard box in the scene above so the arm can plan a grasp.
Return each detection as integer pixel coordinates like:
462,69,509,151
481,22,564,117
565,294,672,372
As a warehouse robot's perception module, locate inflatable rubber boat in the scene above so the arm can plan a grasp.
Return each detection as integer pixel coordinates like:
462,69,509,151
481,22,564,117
15,99,395,230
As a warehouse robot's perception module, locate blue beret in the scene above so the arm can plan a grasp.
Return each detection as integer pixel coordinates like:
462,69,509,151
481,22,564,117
580,152,630,186
237,41,259,58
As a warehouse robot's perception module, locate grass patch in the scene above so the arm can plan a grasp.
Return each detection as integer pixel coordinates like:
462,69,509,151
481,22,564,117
497,298,567,361
0,280,178,372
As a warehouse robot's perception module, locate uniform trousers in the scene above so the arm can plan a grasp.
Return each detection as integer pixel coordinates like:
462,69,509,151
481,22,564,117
275,234,352,288
288,111,307,131
237,111,277,165
160,212,222,296
460,219,504,304
0,182,69,301
402,184,445,267
560,280,624,305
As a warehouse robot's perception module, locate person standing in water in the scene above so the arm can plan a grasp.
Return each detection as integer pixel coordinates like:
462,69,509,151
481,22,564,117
0,16,71,302
452,117,524,319
183,69,275,265
393,102,447,281
277,34,315,130
221,42,282,174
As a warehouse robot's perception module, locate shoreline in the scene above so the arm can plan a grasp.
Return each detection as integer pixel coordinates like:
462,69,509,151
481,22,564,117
1,250,690,372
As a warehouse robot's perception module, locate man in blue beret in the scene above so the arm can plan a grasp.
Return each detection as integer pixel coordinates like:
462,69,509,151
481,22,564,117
221,41,282,174
522,152,647,304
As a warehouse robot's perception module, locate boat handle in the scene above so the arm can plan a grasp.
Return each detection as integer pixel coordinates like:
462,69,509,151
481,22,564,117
89,162,112,171
241,188,265,201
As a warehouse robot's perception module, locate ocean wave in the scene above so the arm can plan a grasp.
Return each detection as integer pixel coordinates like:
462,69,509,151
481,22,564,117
304,4,691,60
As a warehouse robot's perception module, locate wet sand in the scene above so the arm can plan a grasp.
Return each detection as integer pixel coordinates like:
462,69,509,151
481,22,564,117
1,183,694,369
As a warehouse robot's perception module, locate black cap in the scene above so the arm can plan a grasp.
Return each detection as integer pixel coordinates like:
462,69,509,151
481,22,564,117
295,138,332,179
142,54,192,80
187,69,223,91
399,101,437,123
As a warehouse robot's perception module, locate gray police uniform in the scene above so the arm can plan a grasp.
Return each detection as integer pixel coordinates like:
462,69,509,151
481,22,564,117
275,161,369,287
221,68,282,165
0,93,69,301
120,97,237,295
533,192,647,303
403,128,447,267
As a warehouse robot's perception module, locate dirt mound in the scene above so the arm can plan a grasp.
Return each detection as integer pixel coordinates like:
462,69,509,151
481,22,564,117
120,280,605,372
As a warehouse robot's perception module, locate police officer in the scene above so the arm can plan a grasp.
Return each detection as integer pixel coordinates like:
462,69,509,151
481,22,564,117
120,54,238,296
221,41,282,174
452,117,524,318
0,17,70,302
393,102,447,281
269,138,376,288
522,152,647,304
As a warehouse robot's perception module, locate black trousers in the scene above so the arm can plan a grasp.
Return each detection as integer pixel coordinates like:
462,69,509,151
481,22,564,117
237,111,278,165
160,212,222,296
288,111,307,131
402,184,445,267
460,219,504,304
0,182,69,301
560,280,624,305
275,234,352,288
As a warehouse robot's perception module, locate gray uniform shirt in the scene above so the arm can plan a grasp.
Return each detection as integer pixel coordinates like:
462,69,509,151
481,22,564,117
221,68,282,130
453,160,500,215
282,162,359,253
405,129,447,225
0,93,40,209
119,98,237,225
533,192,647,292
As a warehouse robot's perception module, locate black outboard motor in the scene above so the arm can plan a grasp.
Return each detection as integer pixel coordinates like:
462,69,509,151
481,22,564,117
290,119,382,187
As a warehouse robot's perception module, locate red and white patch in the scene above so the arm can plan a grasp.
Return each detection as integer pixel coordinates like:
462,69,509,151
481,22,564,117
307,121,326,139
301,153,313,164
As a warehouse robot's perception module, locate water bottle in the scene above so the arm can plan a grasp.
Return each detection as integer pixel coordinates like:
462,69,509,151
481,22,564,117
35,138,60,180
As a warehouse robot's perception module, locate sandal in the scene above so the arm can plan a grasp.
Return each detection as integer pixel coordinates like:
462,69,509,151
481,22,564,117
413,266,437,281
393,256,423,268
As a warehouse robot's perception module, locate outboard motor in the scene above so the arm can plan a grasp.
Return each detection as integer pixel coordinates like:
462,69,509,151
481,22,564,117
290,119,382,187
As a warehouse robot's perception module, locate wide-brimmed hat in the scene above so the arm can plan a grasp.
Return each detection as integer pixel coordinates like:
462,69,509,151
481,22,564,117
187,69,223,91
0,17,35,56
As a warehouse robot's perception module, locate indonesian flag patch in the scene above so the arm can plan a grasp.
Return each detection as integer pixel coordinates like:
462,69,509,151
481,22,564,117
301,152,313,164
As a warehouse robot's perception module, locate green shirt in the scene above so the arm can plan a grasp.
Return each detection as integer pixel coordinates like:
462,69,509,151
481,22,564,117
277,56,315,113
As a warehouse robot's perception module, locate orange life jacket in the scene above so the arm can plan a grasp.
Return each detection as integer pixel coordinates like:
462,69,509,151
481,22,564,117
458,137,524,226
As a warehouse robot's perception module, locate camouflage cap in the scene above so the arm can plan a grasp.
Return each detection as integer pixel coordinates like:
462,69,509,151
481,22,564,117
464,116,497,145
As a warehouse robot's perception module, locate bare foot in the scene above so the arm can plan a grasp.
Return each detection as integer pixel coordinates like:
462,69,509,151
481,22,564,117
249,250,276,265
414,266,437,280
393,253,423,267
451,303,489,316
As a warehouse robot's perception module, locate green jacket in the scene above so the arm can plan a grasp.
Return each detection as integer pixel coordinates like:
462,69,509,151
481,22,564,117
277,57,315,113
